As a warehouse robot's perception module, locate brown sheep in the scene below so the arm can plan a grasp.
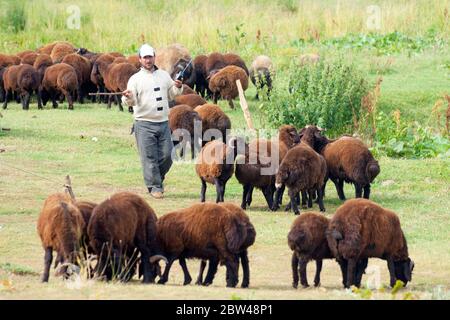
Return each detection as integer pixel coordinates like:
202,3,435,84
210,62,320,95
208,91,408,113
113,57,127,64
88,192,166,283
108,52,125,58
41,63,78,110
37,41,73,55
193,54,210,98
196,202,256,287
33,54,53,83
155,43,191,76
182,84,196,95
195,137,243,202
103,62,138,111
7,55,21,65
288,212,332,288
174,93,207,109
37,193,85,282
205,52,226,79
0,54,15,68
90,53,115,100
156,202,252,287
127,55,140,69
62,53,92,103
249,55,274,99
274,139,327,215
326,198,414,288
50,43,76,63
169,104,202,159
209,65,249,108
16,64,42,110
2,65,22,109
194,103,231,145
300,125,380,200
223,53,249,75
16,50,35,59
20,52,39,66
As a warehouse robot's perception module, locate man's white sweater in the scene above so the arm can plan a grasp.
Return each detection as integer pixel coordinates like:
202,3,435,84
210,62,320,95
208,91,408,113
122,67,183,122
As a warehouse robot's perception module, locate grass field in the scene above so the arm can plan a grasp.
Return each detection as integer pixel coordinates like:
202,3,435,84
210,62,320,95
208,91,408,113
0,0,449,300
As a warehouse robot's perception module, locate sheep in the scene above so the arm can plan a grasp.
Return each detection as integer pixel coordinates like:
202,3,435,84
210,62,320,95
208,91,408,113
244,125,300,209
20,52,39,66
108,52,125,59
155,43,191,76
16,50,35,59
169,104,202,159
209,65,249,108
223,53,249,75
87,192,166,283
274,139,327,215
195,202,256,287
171,56,195,89
249,55,274,99
299,53,320,65
205,52,226,79
7,55,21,65
41,63,78,110
173,93,207,109
182,84,196,95
127,55,140,69
288,212,332,288
50,43,76,63
193,54,209,97
37,193,85,282
326,198,414,288
33,54,53,83
299,125,380,200
2,65,22,109
194,103,231,145
62,53,92,103
113,57,127,64
37,41,74,55
156,202,251,287
90,53,115,100
103,62,138,111
195,137,243,203
0,54,15,68
16,64,42,110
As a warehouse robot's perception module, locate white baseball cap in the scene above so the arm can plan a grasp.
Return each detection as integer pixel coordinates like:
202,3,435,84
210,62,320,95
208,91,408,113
139,44,155,57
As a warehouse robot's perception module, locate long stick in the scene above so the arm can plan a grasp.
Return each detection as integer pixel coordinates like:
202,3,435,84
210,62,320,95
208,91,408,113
88,92,124,96
236,79,255,131
64,175,76,201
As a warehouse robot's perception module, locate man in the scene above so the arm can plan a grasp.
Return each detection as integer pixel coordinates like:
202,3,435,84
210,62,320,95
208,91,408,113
122,44,183,199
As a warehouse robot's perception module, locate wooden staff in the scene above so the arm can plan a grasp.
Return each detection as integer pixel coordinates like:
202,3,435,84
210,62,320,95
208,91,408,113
236,79,255,132
88,92,124,96
64,175,76,201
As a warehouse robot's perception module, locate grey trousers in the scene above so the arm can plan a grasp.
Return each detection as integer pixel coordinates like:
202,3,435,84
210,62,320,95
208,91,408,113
134,120,173,193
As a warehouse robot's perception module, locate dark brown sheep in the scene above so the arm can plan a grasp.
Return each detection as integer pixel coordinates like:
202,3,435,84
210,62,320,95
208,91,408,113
205,52,226,79
249,55,273,99
195,137,243,202
193,54,210,98
2,65,21,109
174,93,207,109
182,84,196,95
0,54,15,68
33,54,53,83
90,53,115,100
300,125,380,200
103,62,138,111
223,53,249,75
274,141,327,215
170,57,195,88
88,192,166,283
16,64,42,110
7,54,21,65
16,50,35,59
209,65,249,108
326,198,414,288
50,43,76,63
37,41,73,55
127,55,140,69
194,103,231,145
20,52,39,66
37,193,85,282
41,63,78,110
156,202,251,287
169,104,202,159
62,53,92,103
288,212,332,288
196,202,256,287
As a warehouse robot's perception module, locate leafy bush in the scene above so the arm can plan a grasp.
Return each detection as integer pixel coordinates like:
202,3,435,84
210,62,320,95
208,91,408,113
261,59,369,135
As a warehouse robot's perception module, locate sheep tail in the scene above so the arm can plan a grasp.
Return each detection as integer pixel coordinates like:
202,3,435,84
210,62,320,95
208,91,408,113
325,228,342,258
225,218,246,253
366,160,380,182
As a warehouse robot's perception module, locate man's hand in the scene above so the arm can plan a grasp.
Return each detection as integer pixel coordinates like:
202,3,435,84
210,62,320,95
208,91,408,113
174,80,182,88
122,89,132,98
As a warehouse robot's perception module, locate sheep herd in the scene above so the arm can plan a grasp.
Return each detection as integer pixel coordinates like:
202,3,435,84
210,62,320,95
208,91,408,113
3,41,413,290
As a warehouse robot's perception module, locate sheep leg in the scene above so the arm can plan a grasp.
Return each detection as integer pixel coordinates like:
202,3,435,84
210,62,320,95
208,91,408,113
203,257,219,286
50,90,58,108
190,139,195,160
214,178,223,203
338,259,348,288
314,259,323,287
36,88,43,109
317,187,325,212
213,93,218,104
14,91,20,103
289,190,300,215
228,99,234,109
363,184,371,199
241,184,251,209
246,186,254,207
386,257,397,287
355,183,363,198
301,191,308,208
277,184,285,207
262,186,274,209
291,253,299,289
220,181,227,202
179,257,192,285
200,178,207,202
225,255,239,288
333,178,346,200
22,92,31,110
346,258,357,288
299,257,309,287
41,247,53,282
116,95,123,111
307,190,313,208
355,258,368,288
196,260,207,285
2,90,10,109
240,250,250,288
107,95,112,109
158,257,175,284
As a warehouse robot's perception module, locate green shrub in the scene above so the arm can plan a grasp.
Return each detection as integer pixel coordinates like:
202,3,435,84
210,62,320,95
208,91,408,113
261,59,369,135
0,1,26,33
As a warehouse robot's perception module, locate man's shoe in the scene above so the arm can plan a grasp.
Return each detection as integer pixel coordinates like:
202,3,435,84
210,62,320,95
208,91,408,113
150,191,164,199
